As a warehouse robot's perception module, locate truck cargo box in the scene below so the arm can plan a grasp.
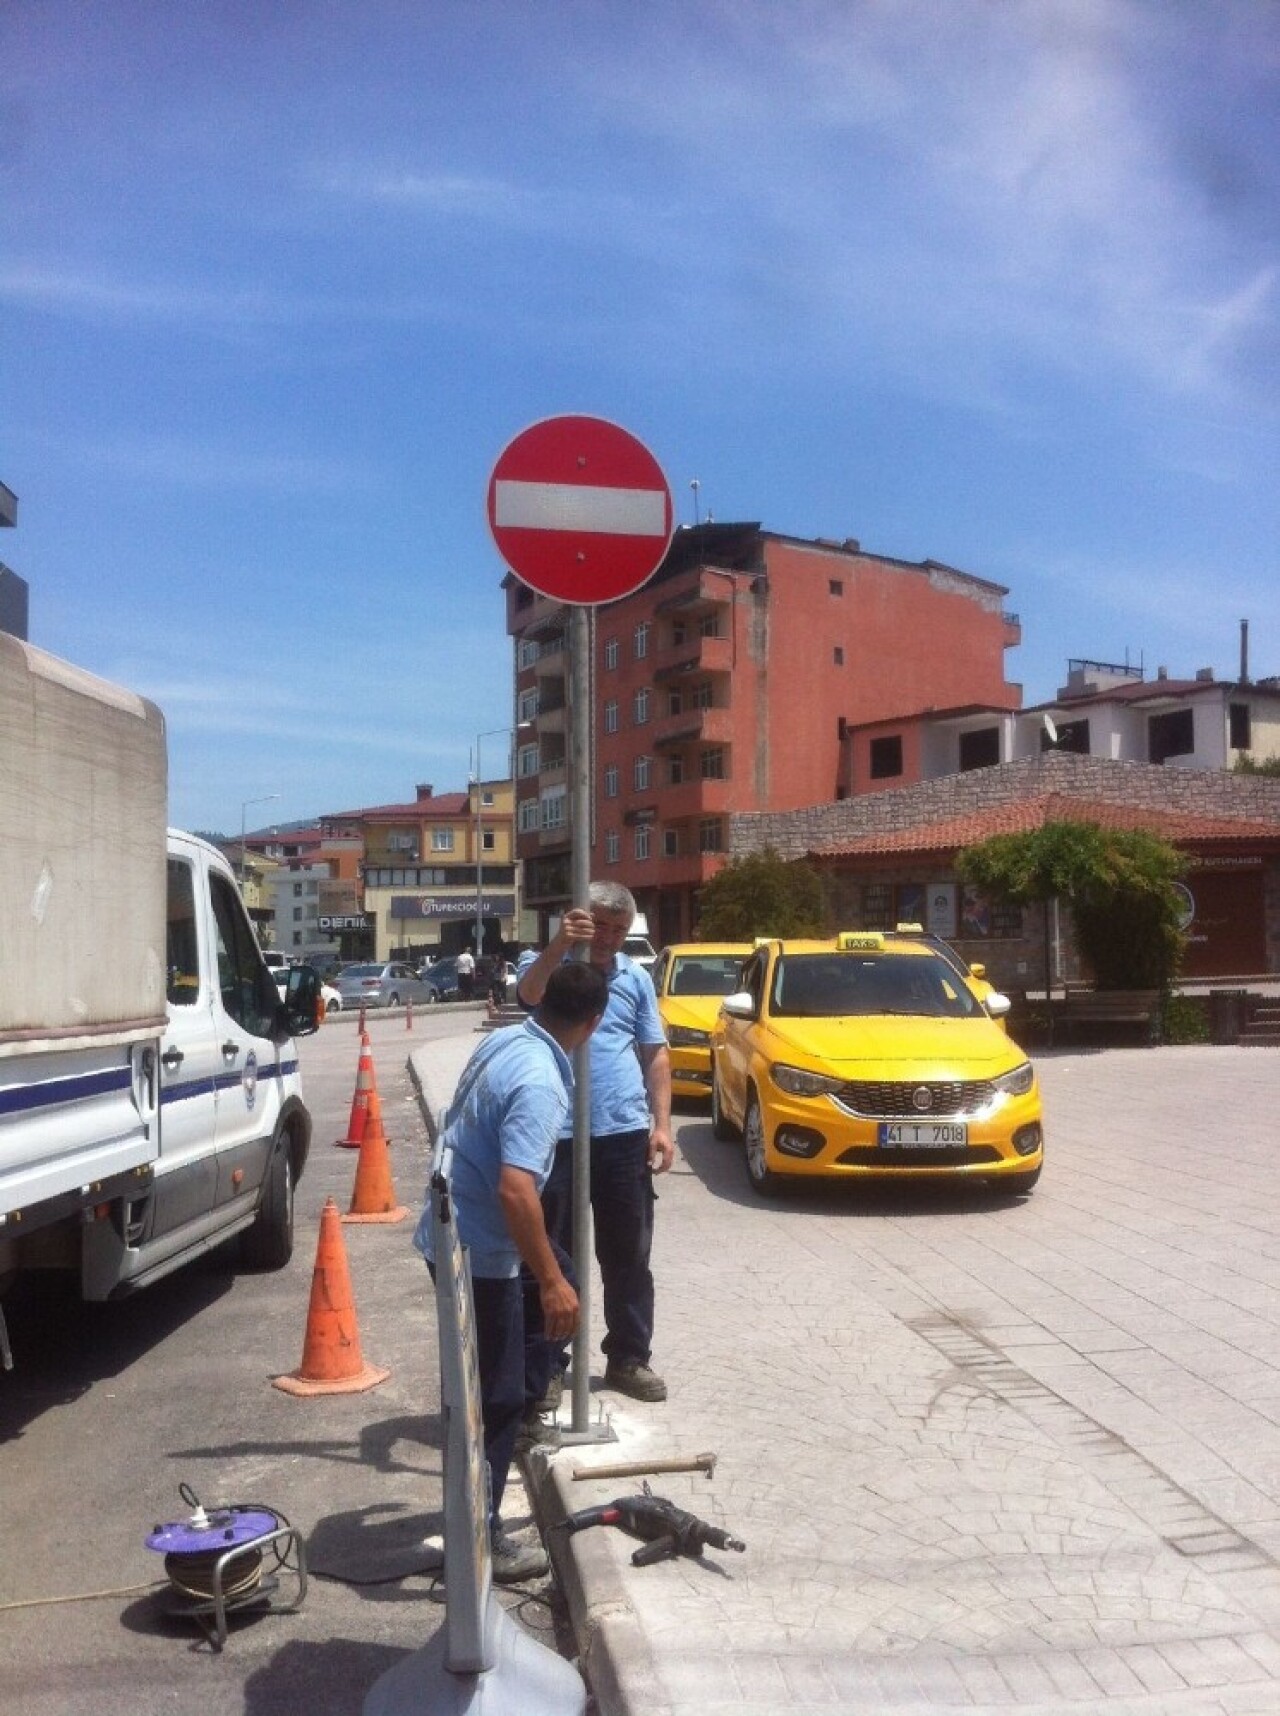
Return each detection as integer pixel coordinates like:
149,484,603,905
0,635,168,1052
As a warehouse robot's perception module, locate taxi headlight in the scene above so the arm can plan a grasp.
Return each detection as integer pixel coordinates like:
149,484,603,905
993,1061,1035,1098
667,1025,711,1048
771,1063,845,1098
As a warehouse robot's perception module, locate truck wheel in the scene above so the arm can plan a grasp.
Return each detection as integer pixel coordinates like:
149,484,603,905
242,1136,294,1270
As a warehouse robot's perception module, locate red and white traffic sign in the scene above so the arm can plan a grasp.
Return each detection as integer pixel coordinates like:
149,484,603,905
487,414,674,605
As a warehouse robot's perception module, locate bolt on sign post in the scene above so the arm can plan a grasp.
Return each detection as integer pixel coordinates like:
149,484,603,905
487,415,674,1439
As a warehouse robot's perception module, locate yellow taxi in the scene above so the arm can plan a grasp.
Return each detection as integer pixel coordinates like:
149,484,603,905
709,931,1043,1198
893,922,1005,1025
652,943,753,1099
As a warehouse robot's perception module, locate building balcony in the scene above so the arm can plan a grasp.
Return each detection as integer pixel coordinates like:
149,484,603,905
653,632,733,681
1002,610,1021,648
512,592,568,643
536,697,567,735
652,571,733,617
650,705,734,749
646,777,735,820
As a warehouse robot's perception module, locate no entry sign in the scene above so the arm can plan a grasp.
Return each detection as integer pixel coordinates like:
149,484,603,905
487,414,674,605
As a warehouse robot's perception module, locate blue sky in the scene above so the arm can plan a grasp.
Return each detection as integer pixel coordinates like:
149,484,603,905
4,1,1277,836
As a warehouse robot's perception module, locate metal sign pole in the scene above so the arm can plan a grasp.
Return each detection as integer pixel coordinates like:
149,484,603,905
566,604,600,1440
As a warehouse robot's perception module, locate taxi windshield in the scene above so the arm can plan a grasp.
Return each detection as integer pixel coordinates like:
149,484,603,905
770,952,979,1019
667,955,744,997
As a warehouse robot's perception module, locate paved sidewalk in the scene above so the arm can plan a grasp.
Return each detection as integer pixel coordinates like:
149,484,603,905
409,1032,1280,1715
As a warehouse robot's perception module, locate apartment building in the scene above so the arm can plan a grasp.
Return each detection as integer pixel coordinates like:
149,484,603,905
350,781,518,963
841,657,1280,795
508,521,1023,944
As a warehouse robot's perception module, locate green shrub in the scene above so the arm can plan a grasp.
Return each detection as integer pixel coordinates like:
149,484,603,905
1161,993,1210,1044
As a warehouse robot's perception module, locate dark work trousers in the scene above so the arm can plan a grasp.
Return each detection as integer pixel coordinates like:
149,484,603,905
431,1265,522,1530
524,1129,657,1380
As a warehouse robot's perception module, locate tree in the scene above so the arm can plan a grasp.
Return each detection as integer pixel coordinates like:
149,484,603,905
956,821,1185,992
697,848,825,940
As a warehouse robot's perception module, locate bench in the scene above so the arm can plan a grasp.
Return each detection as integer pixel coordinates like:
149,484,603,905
1055,986,1163,1045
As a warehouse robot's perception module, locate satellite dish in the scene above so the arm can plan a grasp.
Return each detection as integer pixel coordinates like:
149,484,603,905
1042,714,1059,747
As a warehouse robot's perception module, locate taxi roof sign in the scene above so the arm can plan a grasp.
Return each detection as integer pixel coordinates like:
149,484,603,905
837,931,885,951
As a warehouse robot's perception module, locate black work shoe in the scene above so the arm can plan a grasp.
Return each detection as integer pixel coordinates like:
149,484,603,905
536,1371,564,1414
514,1408,559,1454
603,1360,668,1402
489,1529,548,1584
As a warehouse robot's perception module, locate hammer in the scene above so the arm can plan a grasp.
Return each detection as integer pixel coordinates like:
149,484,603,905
570,1452,717,1482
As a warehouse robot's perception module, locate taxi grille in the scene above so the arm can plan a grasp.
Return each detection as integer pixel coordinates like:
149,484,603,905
835,1079,996,1118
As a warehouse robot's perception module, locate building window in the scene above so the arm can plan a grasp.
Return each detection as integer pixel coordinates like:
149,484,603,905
604,763,619,798
605,829,620,864
1148,708,1195,764
671,620,687,647
668,754,685,785
634,622,649,659
293,906,303,921
829,579,843,596
861,883,893,928
633,686,650,725
482,828,496,852
604,699,619,734
294,882,303,897
698,817,723,853
1230,702,1252,750
869,736,903,779
518,743,539,777
667,689,683,715
1043,718,1090,755
833,646,844,666
292,930,303,947
518,637,539,669
692,680,713,710
518,798,539,833
663,829,680,857
604,636,619,670
700,746,725,780
432,828,454,852
634,824,651,860
698,612,721,639
633,755,651,791
518,686,539,724
540,786,566,829
958,727,999,771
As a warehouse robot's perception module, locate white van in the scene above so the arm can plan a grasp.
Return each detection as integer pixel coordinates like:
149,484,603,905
0,636,320,1347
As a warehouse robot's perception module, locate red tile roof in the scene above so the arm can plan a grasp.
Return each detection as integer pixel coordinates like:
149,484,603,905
809,794,1280,859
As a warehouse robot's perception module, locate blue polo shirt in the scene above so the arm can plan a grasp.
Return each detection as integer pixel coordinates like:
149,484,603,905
515,950,666,1139
412,1017,574,1279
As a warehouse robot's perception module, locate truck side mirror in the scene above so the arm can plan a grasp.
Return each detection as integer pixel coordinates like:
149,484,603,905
279,965,322,1040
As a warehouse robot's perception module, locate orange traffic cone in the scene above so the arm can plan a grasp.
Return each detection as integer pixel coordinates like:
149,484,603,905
272,1200,390,1397
335,1031,376,1149
342,1089,410,1225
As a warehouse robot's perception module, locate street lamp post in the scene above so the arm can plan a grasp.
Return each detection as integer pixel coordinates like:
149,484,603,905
239,794,281,891
473,729,514,963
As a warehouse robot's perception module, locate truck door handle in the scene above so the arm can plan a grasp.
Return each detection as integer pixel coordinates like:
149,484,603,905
221,1040,240,1060
161,1047,184,1071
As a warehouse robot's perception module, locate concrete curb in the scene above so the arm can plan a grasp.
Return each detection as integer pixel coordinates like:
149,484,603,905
406,1038,658,1716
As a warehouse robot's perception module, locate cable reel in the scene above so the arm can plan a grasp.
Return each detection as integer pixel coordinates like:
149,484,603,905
145,1483,307,1649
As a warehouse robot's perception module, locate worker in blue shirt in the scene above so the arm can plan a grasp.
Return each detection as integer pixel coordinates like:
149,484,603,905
517,881,673,1405
414,960,608,1584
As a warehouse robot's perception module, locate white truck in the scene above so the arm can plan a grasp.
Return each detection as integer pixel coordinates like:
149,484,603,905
0,636,320,1367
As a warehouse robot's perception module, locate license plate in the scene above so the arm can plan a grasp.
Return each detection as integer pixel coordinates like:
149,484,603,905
878,1122,968,1148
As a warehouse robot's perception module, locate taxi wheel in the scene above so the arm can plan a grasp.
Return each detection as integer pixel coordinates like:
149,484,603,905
743,1093,782,1198
711,1073,740,1142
